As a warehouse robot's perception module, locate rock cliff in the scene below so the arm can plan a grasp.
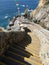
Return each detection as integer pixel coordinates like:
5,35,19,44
0,27,25,56
30,0,49,30
30,0,46,17
0,1,49,64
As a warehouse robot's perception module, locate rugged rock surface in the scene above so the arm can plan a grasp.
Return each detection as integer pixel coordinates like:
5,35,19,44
28,23,49,65
0,1,49,64
30,0,49,30
30,0,46,17
0,16,49,65
18,22,49,65
34,4,49,30
0,27,25,56
29,1,49,64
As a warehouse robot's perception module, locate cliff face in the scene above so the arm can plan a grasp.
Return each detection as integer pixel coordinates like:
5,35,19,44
30,0,49,30
30,0,46,17
38,0,46,7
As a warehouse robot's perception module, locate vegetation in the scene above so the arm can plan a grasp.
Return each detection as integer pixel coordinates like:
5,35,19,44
46,0,49,4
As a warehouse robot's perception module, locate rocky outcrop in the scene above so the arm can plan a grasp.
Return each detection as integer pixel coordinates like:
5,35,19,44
30,0,46,18
32,4,49,30
30,0,49,30
0,27,25,56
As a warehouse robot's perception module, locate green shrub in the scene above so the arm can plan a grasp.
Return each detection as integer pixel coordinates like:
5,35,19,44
46,0,49,4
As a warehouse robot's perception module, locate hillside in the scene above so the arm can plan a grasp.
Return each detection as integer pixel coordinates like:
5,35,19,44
0,16,49,65
0,0,49,65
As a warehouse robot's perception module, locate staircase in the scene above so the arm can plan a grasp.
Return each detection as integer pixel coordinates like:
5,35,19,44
0,28,42,65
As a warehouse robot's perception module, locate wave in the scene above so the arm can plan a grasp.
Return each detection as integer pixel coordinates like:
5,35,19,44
16,3,19,6
28,9,33,12
21,5,25,7
4,15,8,19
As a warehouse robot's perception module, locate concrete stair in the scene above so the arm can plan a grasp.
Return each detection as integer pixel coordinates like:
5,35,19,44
0,30,42,65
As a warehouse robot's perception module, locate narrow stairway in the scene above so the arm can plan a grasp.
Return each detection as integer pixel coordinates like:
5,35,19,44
0,28,42,65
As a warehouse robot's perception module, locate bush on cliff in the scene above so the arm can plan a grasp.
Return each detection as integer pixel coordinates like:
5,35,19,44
46,0,49,4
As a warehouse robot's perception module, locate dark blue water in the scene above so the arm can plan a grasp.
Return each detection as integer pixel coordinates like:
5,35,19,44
0,0,39,28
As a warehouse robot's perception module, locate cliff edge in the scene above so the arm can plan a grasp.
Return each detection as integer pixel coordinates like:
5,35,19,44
30,0,46,17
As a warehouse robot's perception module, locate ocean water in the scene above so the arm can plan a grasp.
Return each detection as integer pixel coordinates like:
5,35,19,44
0,0,39,28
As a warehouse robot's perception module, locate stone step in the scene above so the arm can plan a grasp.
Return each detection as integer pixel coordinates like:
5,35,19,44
9,46,31,57
5,51,42,65
11,46,39,58
4,51,30,65
0,61,7,65
0,55,28,65
11,43,39,55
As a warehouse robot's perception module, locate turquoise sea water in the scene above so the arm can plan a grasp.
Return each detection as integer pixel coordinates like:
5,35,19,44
0,0,39,28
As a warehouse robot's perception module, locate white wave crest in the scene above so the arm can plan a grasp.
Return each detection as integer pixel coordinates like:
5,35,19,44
4,16,8,19
28,9,33,12
16,3,19,6
21,5,25,7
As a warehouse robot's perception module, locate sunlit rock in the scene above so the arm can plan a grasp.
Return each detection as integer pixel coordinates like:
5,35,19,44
30,0,46,18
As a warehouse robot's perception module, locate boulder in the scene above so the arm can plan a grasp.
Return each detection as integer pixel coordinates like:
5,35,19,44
8,31,25,44
0,28,25,55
